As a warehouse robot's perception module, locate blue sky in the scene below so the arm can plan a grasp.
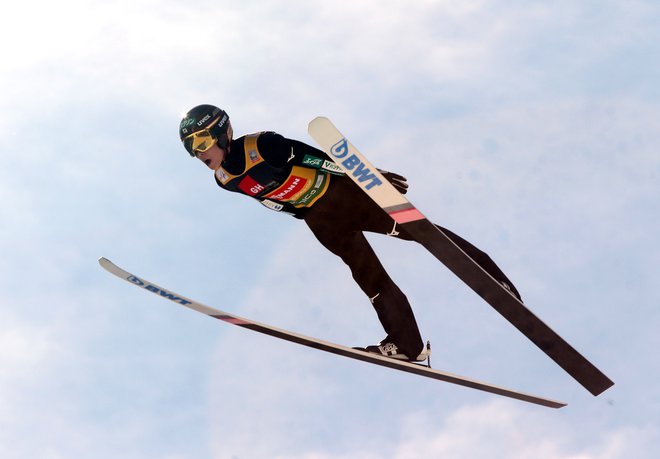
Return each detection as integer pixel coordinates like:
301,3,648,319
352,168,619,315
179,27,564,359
1,0,659,457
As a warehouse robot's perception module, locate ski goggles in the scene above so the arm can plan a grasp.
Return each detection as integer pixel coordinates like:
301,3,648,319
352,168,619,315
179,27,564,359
182,130,218,157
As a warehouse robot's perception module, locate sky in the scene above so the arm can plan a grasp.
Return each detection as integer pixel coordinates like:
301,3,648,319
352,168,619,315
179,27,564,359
1,0,659,457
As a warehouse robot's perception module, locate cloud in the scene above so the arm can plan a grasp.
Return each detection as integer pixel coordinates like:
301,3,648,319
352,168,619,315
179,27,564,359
208,398,660,459
386,401,648,459
382,401,658,459
0,311,60,397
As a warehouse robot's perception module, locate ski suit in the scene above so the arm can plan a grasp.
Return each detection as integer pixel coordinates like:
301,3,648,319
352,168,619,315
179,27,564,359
215,131,520,358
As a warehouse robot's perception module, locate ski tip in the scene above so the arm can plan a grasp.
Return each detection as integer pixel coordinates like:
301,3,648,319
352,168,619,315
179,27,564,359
98,256,113,269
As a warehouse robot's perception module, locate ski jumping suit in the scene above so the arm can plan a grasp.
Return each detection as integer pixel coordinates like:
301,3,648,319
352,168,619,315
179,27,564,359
215,131,520,358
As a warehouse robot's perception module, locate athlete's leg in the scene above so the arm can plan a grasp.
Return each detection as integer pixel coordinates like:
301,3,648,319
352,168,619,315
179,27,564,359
303,215,424,358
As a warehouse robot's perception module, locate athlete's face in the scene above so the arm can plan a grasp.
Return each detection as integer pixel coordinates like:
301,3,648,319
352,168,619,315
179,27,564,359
196,142,226,170
195,122,232,171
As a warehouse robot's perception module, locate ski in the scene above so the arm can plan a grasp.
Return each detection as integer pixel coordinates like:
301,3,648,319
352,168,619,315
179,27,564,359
308,116,614,396
99,257,565,408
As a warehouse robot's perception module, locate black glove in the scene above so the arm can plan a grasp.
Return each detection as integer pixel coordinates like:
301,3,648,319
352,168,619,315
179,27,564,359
378,169,409,194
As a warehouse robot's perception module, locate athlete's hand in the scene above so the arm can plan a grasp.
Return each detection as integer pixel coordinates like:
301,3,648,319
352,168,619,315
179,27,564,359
378,169,409,194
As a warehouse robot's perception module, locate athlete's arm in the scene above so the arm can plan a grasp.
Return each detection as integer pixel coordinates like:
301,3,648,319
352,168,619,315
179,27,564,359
257,132,333,168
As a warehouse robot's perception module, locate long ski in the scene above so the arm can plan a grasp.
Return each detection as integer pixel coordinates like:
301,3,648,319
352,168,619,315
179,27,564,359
99,257,565,408
308,116,613,396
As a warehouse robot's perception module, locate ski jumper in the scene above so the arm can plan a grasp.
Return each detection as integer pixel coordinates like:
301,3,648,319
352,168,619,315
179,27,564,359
215,131,520,358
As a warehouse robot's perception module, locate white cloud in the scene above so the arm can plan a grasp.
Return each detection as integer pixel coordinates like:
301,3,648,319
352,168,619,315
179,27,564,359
208,399,660,459
385,401,659,459
0,312,60,399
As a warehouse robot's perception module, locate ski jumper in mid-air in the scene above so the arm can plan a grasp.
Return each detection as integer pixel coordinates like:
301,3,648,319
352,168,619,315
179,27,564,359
179,104,521,362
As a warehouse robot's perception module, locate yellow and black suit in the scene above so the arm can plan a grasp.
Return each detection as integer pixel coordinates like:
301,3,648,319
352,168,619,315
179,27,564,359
215,132,335,218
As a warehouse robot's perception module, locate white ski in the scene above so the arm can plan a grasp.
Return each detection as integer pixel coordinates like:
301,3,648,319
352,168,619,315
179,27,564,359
99,257,565,408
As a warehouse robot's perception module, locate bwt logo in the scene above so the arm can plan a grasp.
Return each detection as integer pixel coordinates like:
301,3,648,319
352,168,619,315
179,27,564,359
128,275,192,305
330,139,383,190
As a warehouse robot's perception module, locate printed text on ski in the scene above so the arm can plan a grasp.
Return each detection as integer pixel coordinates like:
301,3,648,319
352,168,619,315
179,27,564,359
330,139,383,190
128,275,192,305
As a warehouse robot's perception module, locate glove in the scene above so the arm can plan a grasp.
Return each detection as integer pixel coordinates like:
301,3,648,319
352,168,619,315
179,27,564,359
378,169,409,194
